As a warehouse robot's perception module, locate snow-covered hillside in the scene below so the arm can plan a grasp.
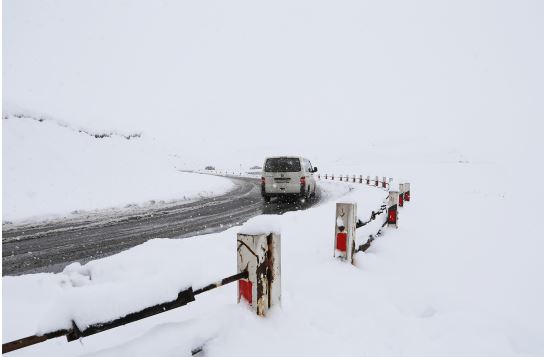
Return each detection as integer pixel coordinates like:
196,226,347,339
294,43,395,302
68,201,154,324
2,115,233,222
4,0,543,167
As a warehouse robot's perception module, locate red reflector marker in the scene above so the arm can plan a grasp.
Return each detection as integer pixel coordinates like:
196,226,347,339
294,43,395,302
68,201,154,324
238,279,253,304
388,210,397,223
336,232,347,252
399,193,404,207
405,192,410,201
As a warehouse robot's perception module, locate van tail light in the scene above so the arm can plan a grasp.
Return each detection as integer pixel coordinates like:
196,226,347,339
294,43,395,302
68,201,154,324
300,177,306,185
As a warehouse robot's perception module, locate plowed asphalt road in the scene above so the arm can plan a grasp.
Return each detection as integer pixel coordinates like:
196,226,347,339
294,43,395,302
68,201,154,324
2,177,319,276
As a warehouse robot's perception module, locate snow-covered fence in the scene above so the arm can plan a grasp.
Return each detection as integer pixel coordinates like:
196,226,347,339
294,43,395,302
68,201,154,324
334,185,411,264
319,172,392,189
3,231,282,354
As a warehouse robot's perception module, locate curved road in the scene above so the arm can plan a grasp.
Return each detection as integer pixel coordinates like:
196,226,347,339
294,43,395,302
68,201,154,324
2,177,319,276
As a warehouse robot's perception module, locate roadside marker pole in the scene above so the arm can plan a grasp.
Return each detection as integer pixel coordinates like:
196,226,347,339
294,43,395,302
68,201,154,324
382,177,387,188
359,175,363,183
387,192,399,228
334,203,357,264
237,232,281,316
366,176,370,185
399,183,405,207
404,183,411,201
375,176,379,187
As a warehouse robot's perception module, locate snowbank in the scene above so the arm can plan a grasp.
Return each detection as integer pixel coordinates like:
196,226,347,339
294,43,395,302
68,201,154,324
2,116,234,222
3,162,543,357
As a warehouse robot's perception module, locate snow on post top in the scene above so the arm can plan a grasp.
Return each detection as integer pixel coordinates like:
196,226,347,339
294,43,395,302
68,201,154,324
239,215,281,235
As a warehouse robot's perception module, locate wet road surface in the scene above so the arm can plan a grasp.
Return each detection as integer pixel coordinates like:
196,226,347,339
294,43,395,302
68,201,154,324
2,177,319,276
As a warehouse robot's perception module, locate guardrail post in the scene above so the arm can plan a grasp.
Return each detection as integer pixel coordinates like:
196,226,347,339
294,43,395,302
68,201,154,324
332,174,335,180
352,175,356,183
237,232,281,316
317,173,321,180
382,176,387,188
387,192,399,228
399,183,405,207
334,203,357,264
325,173,328,180
404,183,410,201
375,176,379,187
366,175,370,185
359,175,363,183
339,175,343,182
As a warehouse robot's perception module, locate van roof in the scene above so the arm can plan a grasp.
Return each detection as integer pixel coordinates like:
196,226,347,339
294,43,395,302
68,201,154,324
264,156,305,160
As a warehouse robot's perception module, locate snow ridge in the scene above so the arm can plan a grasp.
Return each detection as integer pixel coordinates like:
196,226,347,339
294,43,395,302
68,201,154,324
3,113,142,140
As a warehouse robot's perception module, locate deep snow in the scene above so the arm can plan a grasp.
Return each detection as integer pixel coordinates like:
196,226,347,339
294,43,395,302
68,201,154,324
2,115,234,222
3,171,543,356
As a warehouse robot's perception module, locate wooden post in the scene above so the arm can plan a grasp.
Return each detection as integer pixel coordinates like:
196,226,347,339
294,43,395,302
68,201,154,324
387,192,399,228
237,233,281,316
404,183,411,201
399,183,405,207
334,203,357,264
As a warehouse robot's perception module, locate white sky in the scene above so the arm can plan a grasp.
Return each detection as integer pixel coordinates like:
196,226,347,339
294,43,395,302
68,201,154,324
3,0,543,165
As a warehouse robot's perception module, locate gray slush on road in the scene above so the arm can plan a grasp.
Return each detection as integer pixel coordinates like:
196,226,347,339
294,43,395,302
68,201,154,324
2,176,320,276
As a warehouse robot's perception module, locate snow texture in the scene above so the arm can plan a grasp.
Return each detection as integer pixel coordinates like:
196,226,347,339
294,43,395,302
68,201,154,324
2,116,234,222
4,169,543,356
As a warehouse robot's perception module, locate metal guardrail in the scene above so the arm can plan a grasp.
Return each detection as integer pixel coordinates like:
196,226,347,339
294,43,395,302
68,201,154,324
2,271,248,354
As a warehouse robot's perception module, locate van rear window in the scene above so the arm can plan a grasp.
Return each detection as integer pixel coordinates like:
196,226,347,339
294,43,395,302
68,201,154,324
264,158,301,172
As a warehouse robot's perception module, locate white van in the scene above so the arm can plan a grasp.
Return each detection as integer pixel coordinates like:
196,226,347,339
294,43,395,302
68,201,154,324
261,156,318,202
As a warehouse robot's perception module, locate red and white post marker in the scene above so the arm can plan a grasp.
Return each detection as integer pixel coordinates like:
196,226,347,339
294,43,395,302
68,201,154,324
387,191,399,228
237,232,281,316
382,176,387,188
404,183,410,202
334,203,357,264
375,176,379,187
399,183,405,207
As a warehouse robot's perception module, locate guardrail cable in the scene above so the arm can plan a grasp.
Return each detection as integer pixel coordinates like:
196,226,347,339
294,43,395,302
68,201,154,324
2,271,249,354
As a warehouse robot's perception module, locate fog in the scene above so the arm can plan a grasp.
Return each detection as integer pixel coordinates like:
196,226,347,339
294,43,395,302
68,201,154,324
3,0,543,167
